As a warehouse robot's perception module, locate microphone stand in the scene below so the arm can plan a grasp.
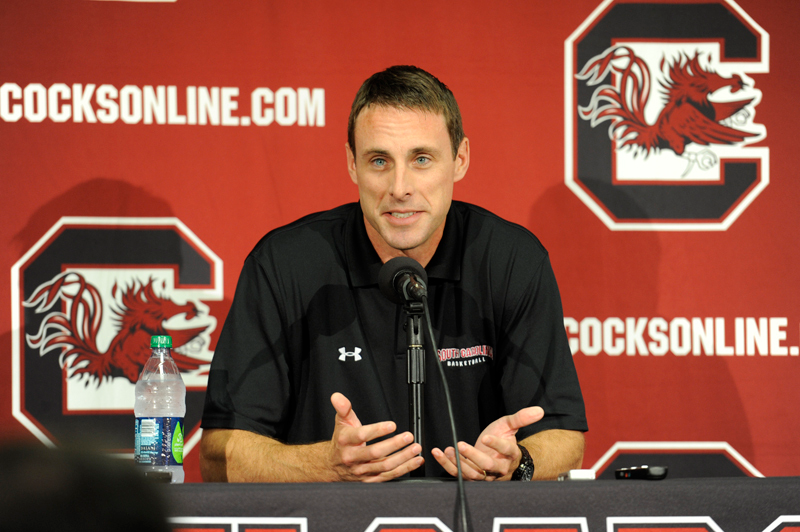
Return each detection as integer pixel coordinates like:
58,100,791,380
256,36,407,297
403,299,426,478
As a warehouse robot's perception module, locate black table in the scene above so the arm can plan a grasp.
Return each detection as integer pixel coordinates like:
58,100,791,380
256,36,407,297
165,477,800,532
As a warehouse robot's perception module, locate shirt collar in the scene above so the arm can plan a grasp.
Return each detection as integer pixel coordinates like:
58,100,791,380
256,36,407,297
346,202,463,288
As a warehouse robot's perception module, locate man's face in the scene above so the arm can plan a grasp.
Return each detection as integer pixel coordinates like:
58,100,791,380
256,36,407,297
346,105,469,265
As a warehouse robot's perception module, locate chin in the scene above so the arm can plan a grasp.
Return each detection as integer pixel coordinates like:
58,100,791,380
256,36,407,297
383,235,425,253
386,240,421,252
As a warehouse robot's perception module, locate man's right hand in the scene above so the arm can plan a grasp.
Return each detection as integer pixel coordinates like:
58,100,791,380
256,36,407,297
200,393,423,482
328,392,424,482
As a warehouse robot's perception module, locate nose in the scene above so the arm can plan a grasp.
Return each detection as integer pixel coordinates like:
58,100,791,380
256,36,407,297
389,164,414,199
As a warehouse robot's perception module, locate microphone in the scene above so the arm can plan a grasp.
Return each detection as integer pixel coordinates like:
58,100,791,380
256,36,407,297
378,257,428,305
379,256,429,477
378,255,469,529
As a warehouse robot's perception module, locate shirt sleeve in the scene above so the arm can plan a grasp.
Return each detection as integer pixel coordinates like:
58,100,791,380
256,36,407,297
201,253,293,438
497,252,588,441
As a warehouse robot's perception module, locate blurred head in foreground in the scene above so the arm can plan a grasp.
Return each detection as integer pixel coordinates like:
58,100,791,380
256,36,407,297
0,443,170,532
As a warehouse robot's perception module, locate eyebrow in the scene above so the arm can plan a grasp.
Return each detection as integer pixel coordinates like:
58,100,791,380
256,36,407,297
360,146,441,159
409,146,440,156
362,148,391,157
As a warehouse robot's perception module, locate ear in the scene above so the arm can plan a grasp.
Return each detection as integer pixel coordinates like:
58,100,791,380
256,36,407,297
346,142,358,184
453,137,470,183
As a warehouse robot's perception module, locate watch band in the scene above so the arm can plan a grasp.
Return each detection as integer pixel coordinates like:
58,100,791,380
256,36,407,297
511,444,534,481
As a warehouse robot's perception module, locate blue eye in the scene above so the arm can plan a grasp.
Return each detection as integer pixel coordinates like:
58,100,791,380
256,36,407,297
416,156,429,165
373,158,386,167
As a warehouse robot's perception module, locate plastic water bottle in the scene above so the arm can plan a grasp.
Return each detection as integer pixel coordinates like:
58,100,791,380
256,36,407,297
134,335,186,483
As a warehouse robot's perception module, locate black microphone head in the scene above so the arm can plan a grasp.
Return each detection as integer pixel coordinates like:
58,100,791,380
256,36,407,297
378,256,428,304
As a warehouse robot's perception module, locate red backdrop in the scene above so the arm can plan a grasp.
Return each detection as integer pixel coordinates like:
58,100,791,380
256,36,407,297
2,0,798,482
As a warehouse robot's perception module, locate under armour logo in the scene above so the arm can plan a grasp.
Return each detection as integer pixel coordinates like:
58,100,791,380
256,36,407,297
338,347,362,361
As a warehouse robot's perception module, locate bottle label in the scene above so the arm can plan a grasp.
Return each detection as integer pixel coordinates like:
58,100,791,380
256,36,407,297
135,417,184,466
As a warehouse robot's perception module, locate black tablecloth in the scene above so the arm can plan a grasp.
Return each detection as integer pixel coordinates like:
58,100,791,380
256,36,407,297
164,477,800,532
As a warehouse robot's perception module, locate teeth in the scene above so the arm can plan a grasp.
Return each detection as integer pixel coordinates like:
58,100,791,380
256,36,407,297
391,212,415,219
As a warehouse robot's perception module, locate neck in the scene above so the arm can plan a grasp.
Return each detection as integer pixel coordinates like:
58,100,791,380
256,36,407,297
363,216,443,268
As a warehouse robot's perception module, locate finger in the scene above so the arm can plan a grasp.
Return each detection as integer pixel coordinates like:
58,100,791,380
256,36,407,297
471,437,518,478
503,406,545,432
331,392,361,427
441,446,487,481
480,434,519,458
456,442,498,475
447,446,483,473
432,448,461,478
337,420,397,447
341,430,413,463
352,441,422,477
362,454,425,483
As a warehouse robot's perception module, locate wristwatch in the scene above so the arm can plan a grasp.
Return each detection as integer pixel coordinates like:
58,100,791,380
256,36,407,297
511,444,534,481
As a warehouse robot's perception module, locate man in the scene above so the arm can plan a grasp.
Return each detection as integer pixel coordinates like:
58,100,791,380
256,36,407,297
200,65,586,482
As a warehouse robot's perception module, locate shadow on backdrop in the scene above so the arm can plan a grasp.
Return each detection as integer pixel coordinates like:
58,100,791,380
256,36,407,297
8,178,232,482
529,182,754,476
13,177,175,252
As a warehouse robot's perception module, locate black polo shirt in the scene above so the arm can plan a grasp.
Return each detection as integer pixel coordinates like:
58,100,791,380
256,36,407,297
202,201,587,477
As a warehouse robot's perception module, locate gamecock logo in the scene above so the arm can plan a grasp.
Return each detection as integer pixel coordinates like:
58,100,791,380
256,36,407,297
11,217,223,455
25,273,210,384
565,0,769,230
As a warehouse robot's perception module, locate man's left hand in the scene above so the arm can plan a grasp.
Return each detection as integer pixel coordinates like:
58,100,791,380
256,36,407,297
431,406,544,481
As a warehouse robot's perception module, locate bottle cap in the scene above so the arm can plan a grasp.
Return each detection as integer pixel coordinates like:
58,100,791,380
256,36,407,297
151,335,172,348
